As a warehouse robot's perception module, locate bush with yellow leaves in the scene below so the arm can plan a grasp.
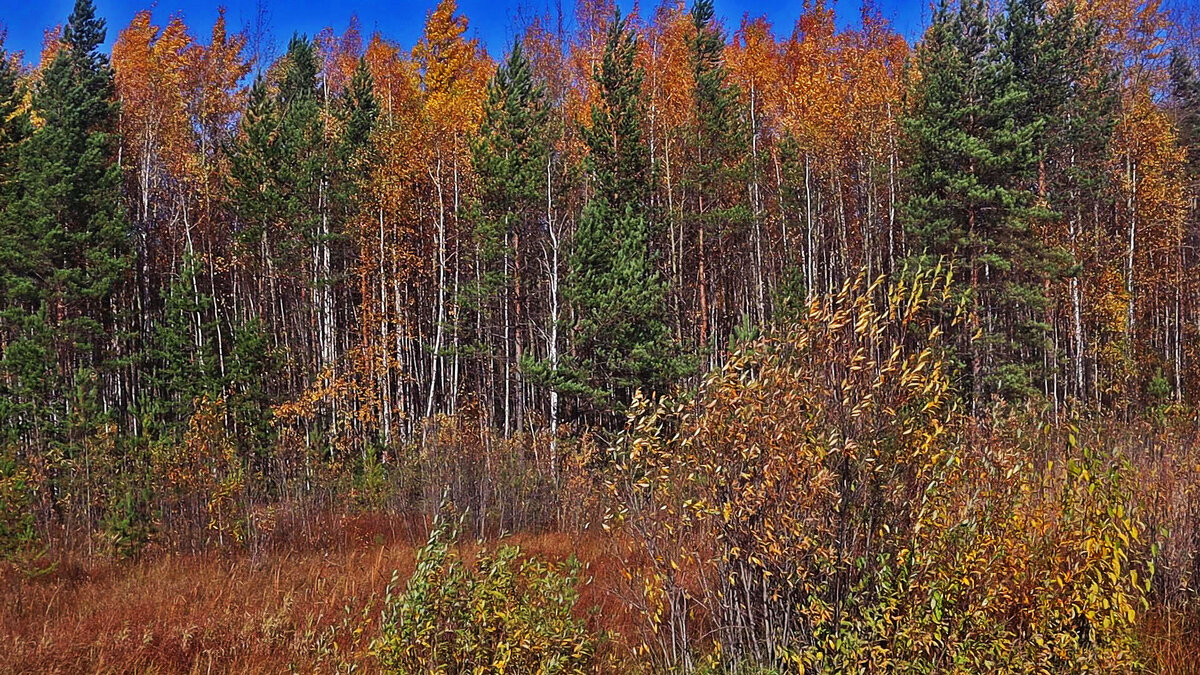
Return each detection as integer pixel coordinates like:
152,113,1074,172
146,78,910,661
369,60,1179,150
803,417,1147,673
606,268,1148,672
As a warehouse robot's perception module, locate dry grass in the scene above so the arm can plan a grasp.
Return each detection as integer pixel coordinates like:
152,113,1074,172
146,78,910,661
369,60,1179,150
1137,608,1200,675
0,513,633,674
3,509,1196,674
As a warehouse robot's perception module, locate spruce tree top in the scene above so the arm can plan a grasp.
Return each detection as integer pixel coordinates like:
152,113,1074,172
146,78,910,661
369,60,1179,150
583,10,649,215
65,0,107,61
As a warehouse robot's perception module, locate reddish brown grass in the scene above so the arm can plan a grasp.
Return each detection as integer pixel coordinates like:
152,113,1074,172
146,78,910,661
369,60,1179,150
0,514,637,674
1137,608,1200,675
3,511,1194,674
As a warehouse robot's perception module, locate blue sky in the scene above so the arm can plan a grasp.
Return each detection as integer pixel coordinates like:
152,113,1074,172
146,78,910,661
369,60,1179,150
1,0,931,67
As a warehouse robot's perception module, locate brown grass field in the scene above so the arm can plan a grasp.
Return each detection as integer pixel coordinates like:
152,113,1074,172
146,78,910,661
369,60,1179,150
2,511,1198,674
0,514,637,674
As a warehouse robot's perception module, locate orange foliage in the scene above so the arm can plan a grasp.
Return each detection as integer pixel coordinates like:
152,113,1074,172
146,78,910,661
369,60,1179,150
113,8,249,257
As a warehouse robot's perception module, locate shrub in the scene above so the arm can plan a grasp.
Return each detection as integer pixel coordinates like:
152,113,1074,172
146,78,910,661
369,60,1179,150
606,268,961,669
801,424,1147,673
0,452,40,560
103,485,155,559
411,408,561,535
372,507,597,673
606,270,1148,672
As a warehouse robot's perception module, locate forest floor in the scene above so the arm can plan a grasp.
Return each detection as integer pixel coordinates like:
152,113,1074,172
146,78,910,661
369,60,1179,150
0,513,633,674
2,511,1198,674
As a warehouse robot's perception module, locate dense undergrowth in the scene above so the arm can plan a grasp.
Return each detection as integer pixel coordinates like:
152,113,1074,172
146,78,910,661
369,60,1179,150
3,270,1200,673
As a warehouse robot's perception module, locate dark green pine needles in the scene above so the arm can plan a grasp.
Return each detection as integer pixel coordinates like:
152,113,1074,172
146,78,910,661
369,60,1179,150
0,0,130,447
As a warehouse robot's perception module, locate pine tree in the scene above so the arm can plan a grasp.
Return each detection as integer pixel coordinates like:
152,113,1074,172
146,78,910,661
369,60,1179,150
904,0,1063,405
1003,0,1115,232
230,78,281,252
561,11,679,419
334,57,379,350
582,18,651,215
141,258,220,445
1171,50,1200,174
684,0,752,353
230,36,341,377
0,48,35,446
340,58,379,159
473,42,549,259
277,36,338,370
0,50,27,199
227,73,285,410
1005,0,1116,403
470,42,550,429
227,318,279,480
26,0,129,356
0,0,130,450
227,40,377,454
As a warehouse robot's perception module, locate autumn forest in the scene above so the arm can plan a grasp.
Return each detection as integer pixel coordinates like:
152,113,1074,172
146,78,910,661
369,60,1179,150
1,0,1200,670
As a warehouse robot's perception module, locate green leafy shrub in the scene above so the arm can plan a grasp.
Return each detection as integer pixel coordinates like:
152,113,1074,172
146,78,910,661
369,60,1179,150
372,508,597,673
103,485,155,559
350,445,391,510
1146,369,1172,404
